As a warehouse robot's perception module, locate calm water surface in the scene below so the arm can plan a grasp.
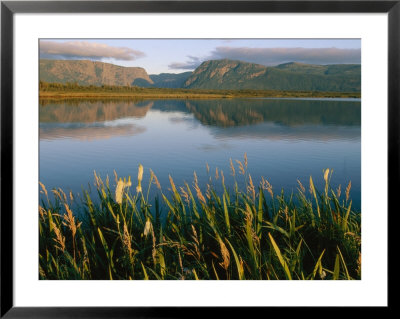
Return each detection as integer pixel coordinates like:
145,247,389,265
39,98,361,210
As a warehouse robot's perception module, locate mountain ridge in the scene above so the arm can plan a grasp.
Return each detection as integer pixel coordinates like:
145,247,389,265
40,58,361,92
40,59,153,86
183,59,360,92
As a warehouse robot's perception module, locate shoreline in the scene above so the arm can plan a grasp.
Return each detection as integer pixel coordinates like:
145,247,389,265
39,90,361,100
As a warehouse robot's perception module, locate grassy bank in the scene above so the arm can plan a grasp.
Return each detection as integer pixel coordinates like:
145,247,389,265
39,158,361,280
39,81,361,100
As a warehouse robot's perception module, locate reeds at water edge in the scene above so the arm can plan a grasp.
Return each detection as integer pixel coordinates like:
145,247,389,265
39,156,361,280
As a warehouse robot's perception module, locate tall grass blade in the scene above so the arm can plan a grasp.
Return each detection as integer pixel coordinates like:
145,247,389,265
222,193,231,237
309,176,320,219
311,249,325,280
343,200,352,232
257,188,265,238
268,232,292,280
141,262,149,280
337,246,351,280
333,254,340,280
225,239,244,280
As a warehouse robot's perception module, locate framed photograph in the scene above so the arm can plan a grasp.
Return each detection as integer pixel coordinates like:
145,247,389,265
1,0,396,316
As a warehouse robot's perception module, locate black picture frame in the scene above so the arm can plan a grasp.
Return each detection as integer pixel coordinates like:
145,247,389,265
1,0,396,317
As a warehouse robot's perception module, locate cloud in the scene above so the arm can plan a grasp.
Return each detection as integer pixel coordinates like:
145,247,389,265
168,46,361,70
209,46,361,65
168,56,203,70
40,40,145,61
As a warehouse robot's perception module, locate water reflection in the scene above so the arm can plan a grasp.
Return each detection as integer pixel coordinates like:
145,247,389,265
39,98,361,209
40,123,146,141
39,100,154,123
209,123,360,141
185,99,360,127
40,98,360,127
40,98,360,142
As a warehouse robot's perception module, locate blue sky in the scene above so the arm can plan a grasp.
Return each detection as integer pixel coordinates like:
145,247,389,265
40,39,361,74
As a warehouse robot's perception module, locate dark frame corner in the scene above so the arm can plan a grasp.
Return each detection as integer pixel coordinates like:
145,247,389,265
1,1,397,318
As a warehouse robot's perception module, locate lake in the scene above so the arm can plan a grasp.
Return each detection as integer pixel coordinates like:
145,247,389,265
39,98,361,210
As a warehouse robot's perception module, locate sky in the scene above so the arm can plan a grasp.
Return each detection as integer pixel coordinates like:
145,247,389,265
39,39,361,74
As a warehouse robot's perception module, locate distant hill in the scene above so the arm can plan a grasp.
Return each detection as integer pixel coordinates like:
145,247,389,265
275,62,361,76
40,59,153,86
133,72,192,88
183,59,361,92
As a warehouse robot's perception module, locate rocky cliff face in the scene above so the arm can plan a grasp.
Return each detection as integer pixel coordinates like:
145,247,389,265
40,59,153,86
183,59,267,88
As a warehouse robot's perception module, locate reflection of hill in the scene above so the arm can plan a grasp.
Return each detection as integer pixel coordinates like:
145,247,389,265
185,99,361,127
39,100,154,123
40,123,145,141
209,122,360,142
151,99,190,113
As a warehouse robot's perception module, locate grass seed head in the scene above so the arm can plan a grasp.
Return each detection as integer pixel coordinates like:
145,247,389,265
51,221,65,252
180,186,190,205
39,181,48,198
247,174,255,201
193,172,206,204
218,238,230,270
261,177,273,198
113,170,118,185
138,164,143,183
115,178,124,204
150,169,161,190
297,179,305,193
62,203,80,238
144,218,152,237
323,168,330,183
123,222,133,258
39,205,47,220
336,184,341,198
137,164,144,193
169,175,177,193
229,158,235,176
196,186,206,204
236,160,245,175
345,181,352,201
51,189,62,201
94,170,100,188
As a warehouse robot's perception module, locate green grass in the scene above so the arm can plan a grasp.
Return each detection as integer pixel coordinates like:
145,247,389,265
39,158,361,280
39,81,361,99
